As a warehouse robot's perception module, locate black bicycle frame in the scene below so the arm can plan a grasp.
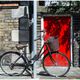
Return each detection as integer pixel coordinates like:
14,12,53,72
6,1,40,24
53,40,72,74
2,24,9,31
12,42,53,67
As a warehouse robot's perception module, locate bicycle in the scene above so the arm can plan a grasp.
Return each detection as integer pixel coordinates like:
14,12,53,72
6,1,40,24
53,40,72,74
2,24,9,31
0,31,70,77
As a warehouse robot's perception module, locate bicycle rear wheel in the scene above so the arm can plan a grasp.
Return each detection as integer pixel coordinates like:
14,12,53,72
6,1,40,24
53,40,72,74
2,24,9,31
42,51,70,77
0,51,26,76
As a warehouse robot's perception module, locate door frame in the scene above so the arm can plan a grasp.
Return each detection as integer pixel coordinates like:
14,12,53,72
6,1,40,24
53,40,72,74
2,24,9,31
41,14,73,66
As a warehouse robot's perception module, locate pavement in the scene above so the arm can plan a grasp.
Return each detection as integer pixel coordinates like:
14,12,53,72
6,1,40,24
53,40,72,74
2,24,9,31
0,66,80,80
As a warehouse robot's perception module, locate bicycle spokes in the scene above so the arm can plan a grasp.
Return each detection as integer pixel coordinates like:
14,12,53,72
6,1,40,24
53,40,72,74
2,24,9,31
43,52,70,77
0,52,26,76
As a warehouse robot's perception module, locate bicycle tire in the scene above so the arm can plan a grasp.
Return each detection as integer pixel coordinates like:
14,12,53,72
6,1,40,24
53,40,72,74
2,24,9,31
0,51,26,76
42,51,70,77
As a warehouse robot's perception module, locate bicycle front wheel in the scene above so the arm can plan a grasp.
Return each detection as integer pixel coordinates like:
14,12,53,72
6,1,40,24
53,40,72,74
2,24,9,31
42,52,70,77
0,51,26,76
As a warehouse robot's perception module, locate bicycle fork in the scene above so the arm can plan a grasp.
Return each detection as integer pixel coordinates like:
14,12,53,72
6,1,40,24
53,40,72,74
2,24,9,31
48,51,58,66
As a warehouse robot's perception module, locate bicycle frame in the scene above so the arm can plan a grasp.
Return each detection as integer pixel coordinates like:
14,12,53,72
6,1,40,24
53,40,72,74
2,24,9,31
11,42,50,66
9,41,54,77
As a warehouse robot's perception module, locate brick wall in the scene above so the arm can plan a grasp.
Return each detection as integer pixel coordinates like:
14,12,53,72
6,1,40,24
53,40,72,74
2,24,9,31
0,9,19,52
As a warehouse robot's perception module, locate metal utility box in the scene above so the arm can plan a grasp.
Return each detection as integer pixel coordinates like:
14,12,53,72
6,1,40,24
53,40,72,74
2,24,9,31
19,15,29,30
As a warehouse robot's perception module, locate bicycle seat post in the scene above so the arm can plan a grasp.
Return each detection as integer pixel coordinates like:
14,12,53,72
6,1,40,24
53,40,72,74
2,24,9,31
19,47,25,54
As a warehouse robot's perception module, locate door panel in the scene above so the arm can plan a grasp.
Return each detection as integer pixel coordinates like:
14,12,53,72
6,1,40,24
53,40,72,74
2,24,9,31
43,16,71,66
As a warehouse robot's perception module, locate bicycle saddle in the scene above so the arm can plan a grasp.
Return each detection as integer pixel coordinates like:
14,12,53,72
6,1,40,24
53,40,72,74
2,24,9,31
16,44,28,50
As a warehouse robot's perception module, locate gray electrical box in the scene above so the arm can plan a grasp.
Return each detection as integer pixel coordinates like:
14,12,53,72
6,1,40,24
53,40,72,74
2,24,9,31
19,6,29,44
19,16,29,30
19,30,29,43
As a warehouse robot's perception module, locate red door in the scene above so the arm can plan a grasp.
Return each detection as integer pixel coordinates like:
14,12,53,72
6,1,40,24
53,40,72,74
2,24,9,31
43,16,71,66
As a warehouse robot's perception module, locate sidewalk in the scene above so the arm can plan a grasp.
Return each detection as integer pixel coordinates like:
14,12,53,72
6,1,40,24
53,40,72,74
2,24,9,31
36,67,80,79
0,67,80,79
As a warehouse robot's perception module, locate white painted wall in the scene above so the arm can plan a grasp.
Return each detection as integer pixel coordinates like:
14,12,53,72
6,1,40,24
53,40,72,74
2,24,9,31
12,30,19,41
